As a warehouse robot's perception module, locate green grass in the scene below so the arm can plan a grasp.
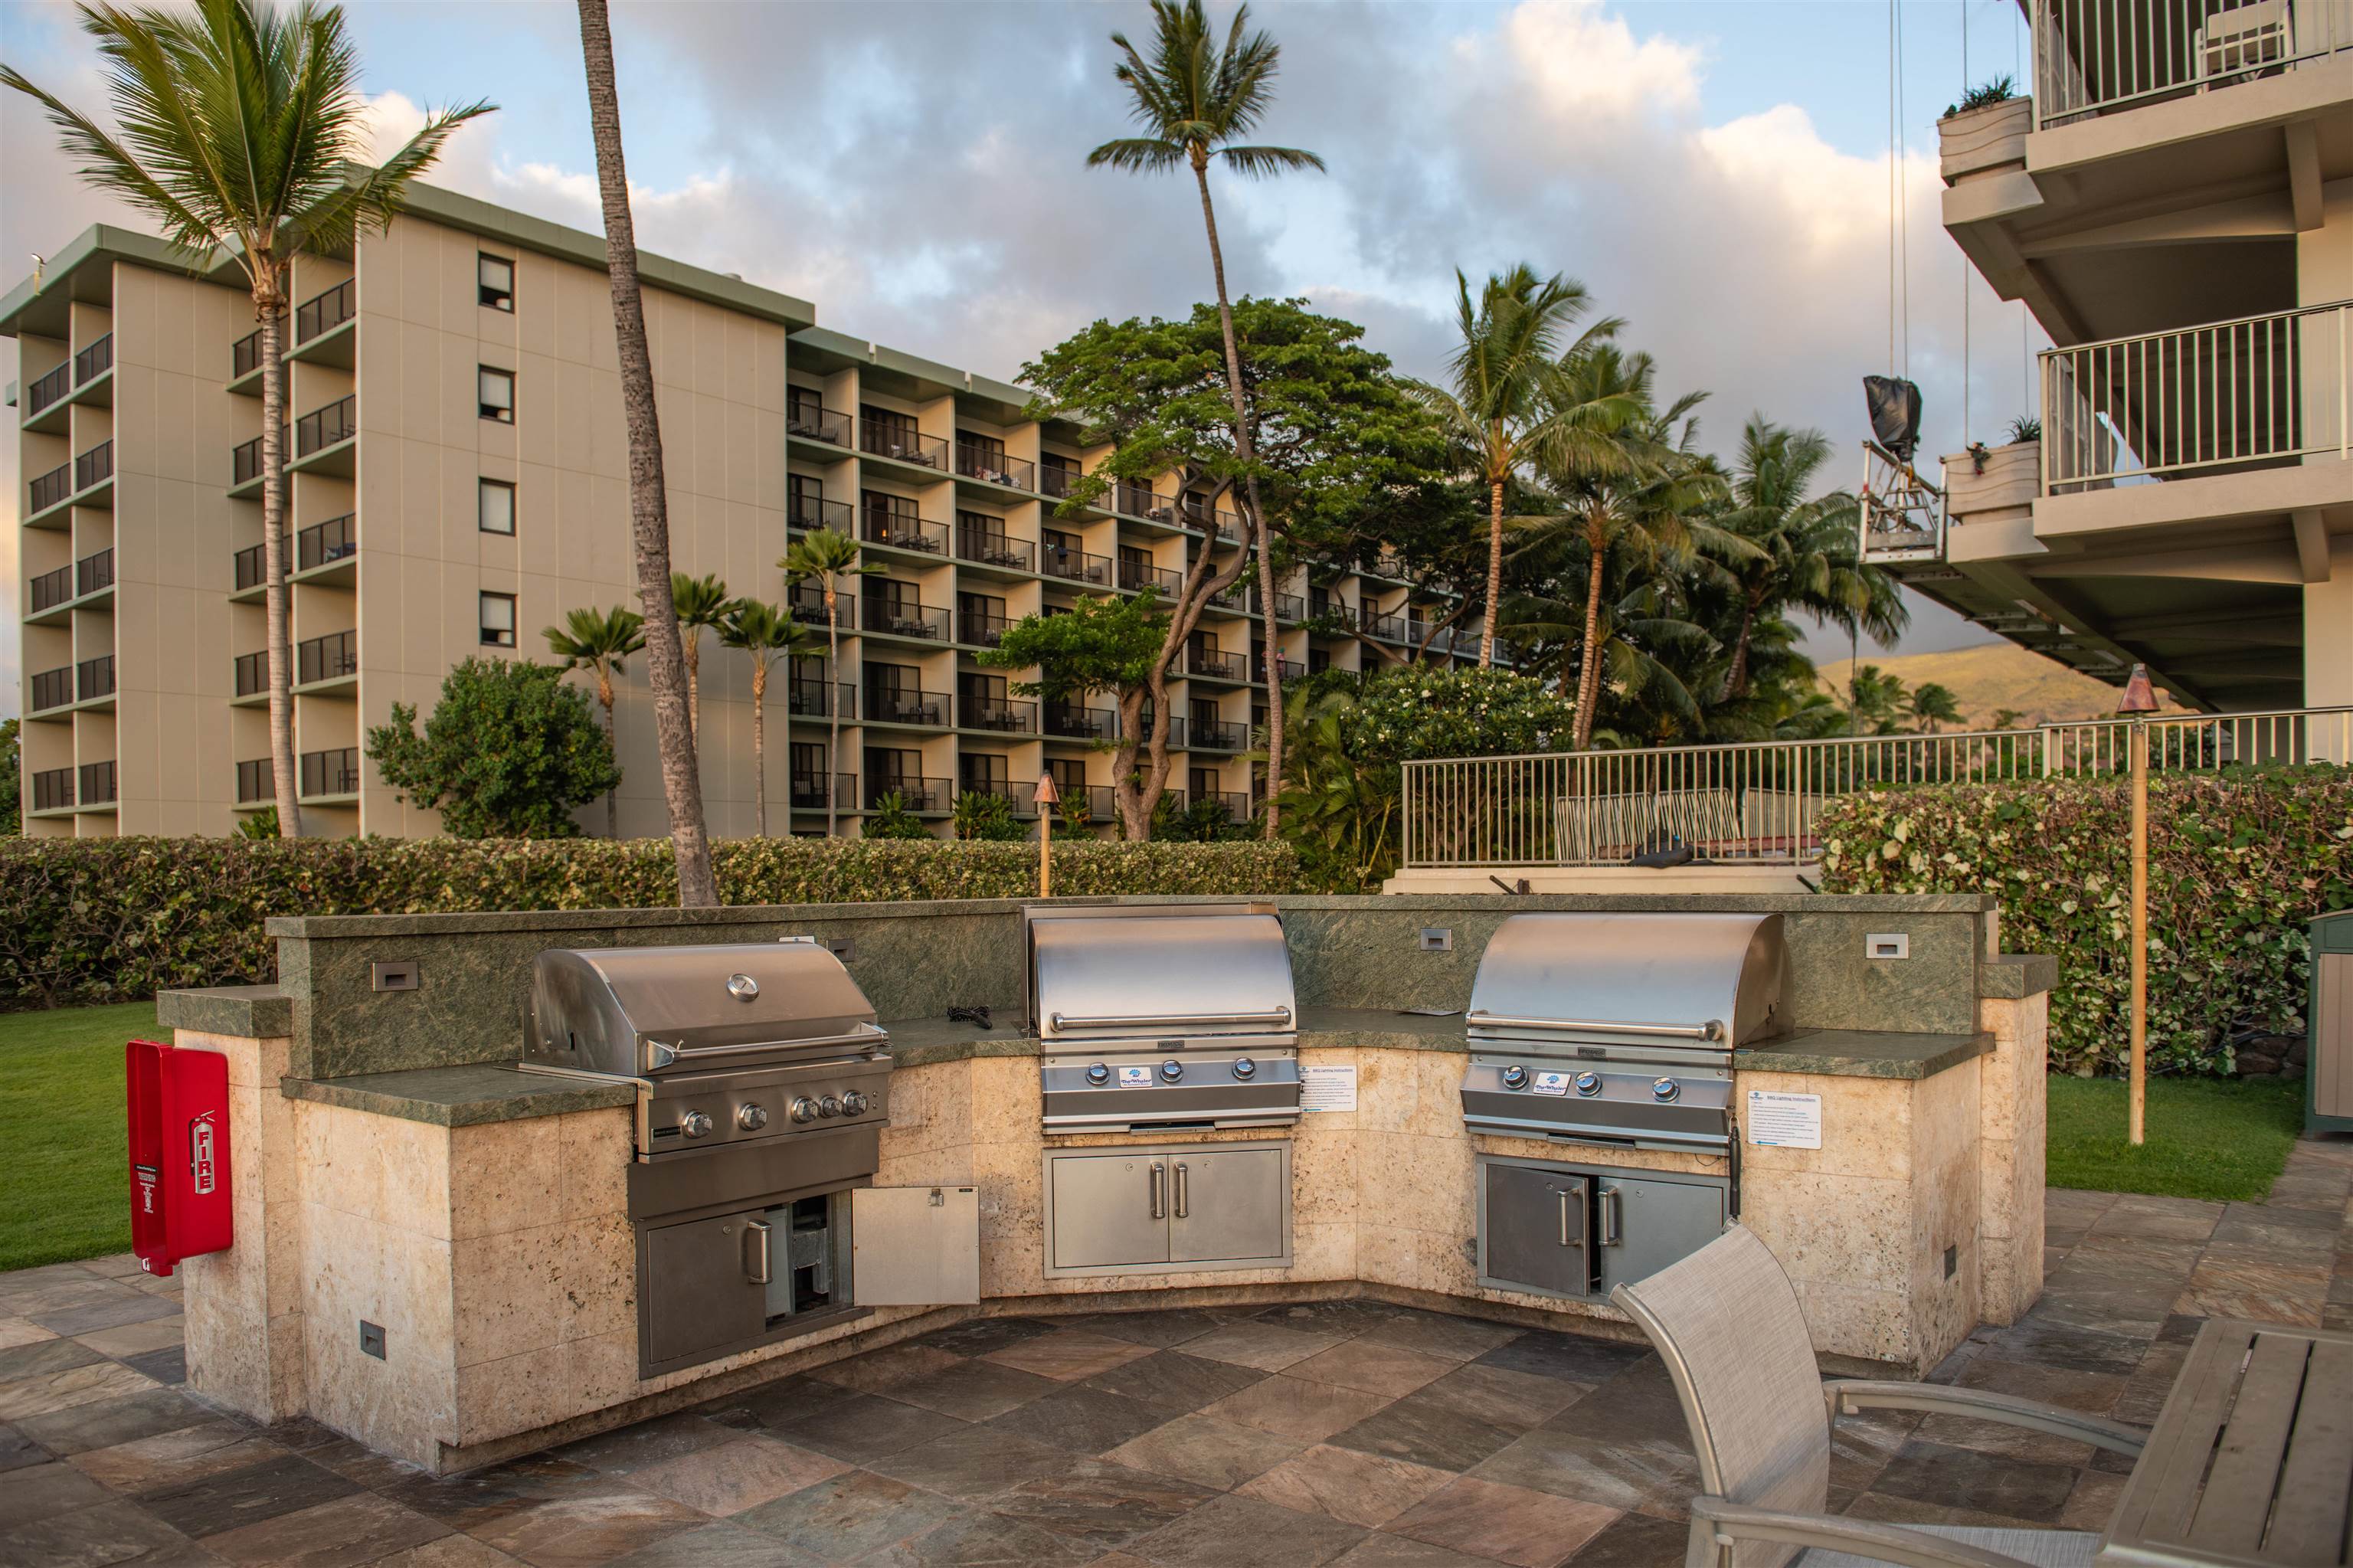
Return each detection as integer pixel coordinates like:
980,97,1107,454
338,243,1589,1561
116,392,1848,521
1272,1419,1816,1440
2047,1072,2306,1202
0,1000,155,1272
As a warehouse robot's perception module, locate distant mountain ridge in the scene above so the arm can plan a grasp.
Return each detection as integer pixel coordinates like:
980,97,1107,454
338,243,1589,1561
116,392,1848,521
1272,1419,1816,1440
1817,643,2140,730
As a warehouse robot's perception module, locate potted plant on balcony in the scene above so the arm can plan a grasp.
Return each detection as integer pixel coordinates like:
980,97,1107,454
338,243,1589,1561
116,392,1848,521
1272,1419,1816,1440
1946,415,2040,525
1939,76,2031,185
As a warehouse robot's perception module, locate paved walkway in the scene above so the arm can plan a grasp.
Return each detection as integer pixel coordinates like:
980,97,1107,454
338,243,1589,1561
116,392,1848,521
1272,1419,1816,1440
2,1138,2348,1567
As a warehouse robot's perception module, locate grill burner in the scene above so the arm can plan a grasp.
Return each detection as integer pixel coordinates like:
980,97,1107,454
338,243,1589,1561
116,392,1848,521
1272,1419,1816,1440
1027,903,1302,1134
1458,912,1788,1153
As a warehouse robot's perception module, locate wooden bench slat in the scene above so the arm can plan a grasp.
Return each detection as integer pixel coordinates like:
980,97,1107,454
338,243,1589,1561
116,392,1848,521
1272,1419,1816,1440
2264,1338,2353,1566
2130,1323,2263,1547
2185,1333,2312,1555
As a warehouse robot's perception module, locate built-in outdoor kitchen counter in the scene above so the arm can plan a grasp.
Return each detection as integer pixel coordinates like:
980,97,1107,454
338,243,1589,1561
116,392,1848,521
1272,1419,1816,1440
155,894,2056,1475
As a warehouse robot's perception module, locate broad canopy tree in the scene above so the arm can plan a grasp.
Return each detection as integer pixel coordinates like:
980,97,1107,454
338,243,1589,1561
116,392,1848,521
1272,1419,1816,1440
366,659,620,839
977,593,1171,840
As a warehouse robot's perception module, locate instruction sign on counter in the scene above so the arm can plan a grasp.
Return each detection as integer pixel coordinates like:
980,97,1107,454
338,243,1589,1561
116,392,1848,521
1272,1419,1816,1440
1746,1088,1822,1150
1300,1064,1357,1112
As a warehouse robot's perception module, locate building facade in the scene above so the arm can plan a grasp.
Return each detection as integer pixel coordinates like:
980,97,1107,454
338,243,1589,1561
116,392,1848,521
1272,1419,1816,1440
4,184,1472,839
1886,0,2353,716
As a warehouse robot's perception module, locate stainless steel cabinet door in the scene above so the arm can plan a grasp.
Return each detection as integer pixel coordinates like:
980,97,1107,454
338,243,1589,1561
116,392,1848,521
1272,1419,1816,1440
1480,1161,1591,1298
1048,1152,1171,1271
1592,1172,1727,1296
642,1210,767,1367
852,1187,980,1304
1167,1148,1287,1265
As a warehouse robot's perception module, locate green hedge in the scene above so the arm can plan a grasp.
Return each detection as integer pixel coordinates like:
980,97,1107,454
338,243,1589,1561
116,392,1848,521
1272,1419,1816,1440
0,836,1301,1010
1818,767,2353,1075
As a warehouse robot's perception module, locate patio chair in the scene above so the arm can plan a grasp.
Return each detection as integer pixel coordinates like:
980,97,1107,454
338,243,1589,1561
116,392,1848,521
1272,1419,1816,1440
1610,1226,2147,1568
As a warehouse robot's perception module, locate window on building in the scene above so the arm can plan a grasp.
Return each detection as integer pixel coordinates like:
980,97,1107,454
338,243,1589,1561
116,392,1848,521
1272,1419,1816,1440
478,254,515,311
478,478,515,535
479,591,517,647
479,366,515,423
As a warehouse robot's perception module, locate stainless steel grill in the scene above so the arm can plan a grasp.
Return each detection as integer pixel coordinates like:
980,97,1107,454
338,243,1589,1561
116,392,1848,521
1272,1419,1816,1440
1027,903,1302,1134
1458,912,1788,1152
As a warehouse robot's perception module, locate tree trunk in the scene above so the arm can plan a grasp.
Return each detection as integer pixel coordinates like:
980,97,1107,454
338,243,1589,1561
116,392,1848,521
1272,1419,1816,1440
257,290,302,836
578,0,716,906
1723,591,1760,701
1572,535,1608,749
684,633,701,746
1481,473,1504,668
1190,154,1279,836
823,583,842,837
598,670,618,839
750,658,767,838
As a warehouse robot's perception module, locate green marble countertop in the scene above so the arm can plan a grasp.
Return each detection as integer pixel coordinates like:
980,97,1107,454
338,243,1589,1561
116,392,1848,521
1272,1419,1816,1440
280,1065,637,1126
1735,1028,1991,1079
159,984,292,1039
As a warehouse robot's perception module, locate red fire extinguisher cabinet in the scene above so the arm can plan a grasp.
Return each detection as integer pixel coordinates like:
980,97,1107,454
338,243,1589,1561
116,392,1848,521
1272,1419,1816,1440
126,1039,233,1277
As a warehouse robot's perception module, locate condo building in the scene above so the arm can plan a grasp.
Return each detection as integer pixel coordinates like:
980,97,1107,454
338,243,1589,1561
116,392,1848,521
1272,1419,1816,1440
1878,0,2353,718
3,182,1472,839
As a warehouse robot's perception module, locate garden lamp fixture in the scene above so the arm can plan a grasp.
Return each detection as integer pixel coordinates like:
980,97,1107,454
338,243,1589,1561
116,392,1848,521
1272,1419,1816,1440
2117,663,2158,1145
1033,774,1060,899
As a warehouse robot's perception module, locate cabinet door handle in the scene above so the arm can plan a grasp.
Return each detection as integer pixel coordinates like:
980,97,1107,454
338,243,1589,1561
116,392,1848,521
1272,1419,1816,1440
1599,1188,1622,1247
1173,1162,1189,1219
1148,1162,1166,1219
745,1219,773,1285
1558,1189,1573,1246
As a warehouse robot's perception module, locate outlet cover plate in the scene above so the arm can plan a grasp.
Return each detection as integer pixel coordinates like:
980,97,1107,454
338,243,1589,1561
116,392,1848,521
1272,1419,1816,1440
1866,933,1910,961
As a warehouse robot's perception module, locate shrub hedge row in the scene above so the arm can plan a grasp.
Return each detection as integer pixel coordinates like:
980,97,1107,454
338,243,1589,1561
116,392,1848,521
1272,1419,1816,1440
1817,767,2353,1076
0,836,1301,1010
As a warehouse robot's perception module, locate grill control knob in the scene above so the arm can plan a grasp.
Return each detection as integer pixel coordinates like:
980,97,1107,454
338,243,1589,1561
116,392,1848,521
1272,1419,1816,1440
679,1109,714,1139
841,1092,869,1116
788,1096,818,1124
1085,1063,1111,1085
1574,1072,1602,1097
735,1102,769,1132
1160,1059,1183,1082
818,1095,843,1118
1232,1057,1256,1080
1652,1077,1680,1102
1500,1064,1529,1089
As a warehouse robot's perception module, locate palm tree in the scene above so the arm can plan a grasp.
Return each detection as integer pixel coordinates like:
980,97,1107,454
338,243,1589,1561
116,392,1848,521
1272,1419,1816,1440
1506,571,1716,747
1088,0,1323,837
545,604,644,837
1847,664,1910,735
1406,267,1632,668
718,600,820,838
671,571,731,743
1909,682,1963,735
1713,417,1907,701
779,527,875,837
1989,707,2026,731
4,0,490,837
575,0,715,905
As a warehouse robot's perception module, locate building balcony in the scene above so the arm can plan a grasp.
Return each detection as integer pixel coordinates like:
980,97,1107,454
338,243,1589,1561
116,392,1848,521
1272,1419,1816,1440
954,526,1034,572
21,332,111,434
1121,560,1182,597
297,513,357,575
1190,719,1248,752
1042,545,1113,588
954,443,1034,492
864,687,949,727
236,758,273,805
1252,654,1306,683
787,401,853,448
291,394,356,473
28,564,74,616
30,767,74,814
1186,644,1246,680
1044,702,1117,741
2032,0,2341,129
790,493,854,534
790,771,856,810
1038,465,1091,504
28,547,112,620
960,777,1042,818
296,629,358,689
862,600,948,641
860,504,947,557
77,760,117,807
1112,482,1177,524
786,587,854,630
233,650,268,700
859,418,947,471
299,745,360,800
1179,496,1243,542
957,610,1015,649
787,679,856,719
958,694,1037,734
1200,790,1251,822
28,666,73,715
866,776,951,813
292,279,355,364
26,439,113,525
230,329,264,391
77,654,116,704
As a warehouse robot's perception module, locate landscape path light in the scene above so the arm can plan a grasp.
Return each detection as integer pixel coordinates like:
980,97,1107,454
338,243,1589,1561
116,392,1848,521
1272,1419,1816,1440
2116,663,2161,1146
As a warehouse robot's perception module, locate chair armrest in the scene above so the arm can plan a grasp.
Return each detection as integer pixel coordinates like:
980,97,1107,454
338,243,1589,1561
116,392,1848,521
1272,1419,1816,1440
1687,1497,2044,1568
1826,1379,2147,1456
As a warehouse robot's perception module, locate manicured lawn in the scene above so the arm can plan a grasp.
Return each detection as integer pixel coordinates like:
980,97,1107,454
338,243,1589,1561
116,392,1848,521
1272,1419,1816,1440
0,1000,155,1272
2047,1072,2306,1203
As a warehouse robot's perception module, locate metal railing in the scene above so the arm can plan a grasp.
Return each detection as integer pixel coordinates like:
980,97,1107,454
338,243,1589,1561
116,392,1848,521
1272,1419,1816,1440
868,775,951,812
787,401,853,447
1201,790,1251,822
31,768,74,813
236,758,273,804
74,440,112,493
1039,464,1087,502
1180,496,1243,540
865,686,950,726
231,329,263,380
955,443,1034,491
1042,545,1113,587
234,650,269,697
1186,643,1246,680
1190,719,1248,751
1253,654,1306,683
859,418,947,470
234,542,269,591
957,609,1015,647
787,679,856,719
961,778,1043,818
25,359,73,416
787,586,854,629
790,493,853,533
297,629,358,685
861,502,947,555
233,434,265,486
862,600,948,640
28,565,74,613
28,460,72,514
77,655,115,702
77,760,117,805
955,526,1034,571
959,694,1037,733
1859,440,1947,562
1402,705,2353,869
294,395,355,458
1121,559,1182,597
74,333,113,385
29,667,73,712
299,746,360,797
295,279,354,342
298,514,356,571
2040,301,2348,494
77,548,113,597
2035,0,2342,127
1045,702,1118,741
790,771,857,809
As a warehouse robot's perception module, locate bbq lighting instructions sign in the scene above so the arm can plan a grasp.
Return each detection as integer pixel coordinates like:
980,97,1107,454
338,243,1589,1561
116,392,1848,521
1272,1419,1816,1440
1300,1064,1356,1112
1746,1089,1822,1150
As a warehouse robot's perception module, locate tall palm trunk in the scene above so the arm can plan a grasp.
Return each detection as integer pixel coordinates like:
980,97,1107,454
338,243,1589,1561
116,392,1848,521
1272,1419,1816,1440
1481,473,1505,669
1572,529,1607,749
750,659,767,837
1723,589,1762,702
597,667,618,838
683,637,701,745
1190,149,1280,834
578,0,716,905
823,584,842,836
258,293,302,836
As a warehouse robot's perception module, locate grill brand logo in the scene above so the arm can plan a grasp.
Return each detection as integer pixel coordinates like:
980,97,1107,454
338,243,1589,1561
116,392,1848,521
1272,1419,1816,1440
1531,1071,1572,1096
188,1111,218,1196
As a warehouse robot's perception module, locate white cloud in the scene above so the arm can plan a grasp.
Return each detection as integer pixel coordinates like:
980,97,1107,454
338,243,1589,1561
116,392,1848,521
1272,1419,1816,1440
1498,0,1706,123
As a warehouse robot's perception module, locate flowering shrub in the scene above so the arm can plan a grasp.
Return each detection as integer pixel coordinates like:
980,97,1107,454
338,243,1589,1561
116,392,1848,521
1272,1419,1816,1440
1345,666,1577,761
1818,767,2353,1075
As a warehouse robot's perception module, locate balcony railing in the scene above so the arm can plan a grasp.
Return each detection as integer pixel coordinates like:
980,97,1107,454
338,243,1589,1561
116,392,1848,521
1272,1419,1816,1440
1114,482,1175,522
1252,654,1306,683
865,687,950,726
29,565,74,613
29,667,74,712
862,600,948,640
299,746,360,798
1186,644,1246,680
234,542,268,591
1180,496,1243,541
2034,0,2345,128
958,610,1014,648
955,526,1035,571
958,694,1037,734
1360,607,1408,643
294,395,355,458
28,460,72,514
25,359,72,417
1121,560,1182,597
297,629,358,685
1039,464,1086,502
78,760,118,806
1045,702,1117,741
1201,791,1251,822
790,771,857,809
234,650,268,697
295,279,354,342
2040,302,2348,496
233,435,265,486
1042,545,1113,587
231,329,263,380
790,493,854,533
236,758,273,804
787,680,856,719
76,548,114,598
867,776,951,812
32,767,74,813
787,401,854,447
74,332,113,385
859,418,947,470
862,503,947,555
77,655,116,702
298,513,356,572
955,443,1035,491
1190,719,1248,751
787,587,854,629
961,778,1042,818
74,440,113,493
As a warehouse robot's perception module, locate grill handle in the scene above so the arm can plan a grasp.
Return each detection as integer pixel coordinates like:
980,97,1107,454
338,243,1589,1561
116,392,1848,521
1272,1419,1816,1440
745,1219,773,1285
1148,1162,1166,1220
1048,1007,1292,1033
1466,1010,1723,1043
1599,1188,1623,1247
649,1022,889,1065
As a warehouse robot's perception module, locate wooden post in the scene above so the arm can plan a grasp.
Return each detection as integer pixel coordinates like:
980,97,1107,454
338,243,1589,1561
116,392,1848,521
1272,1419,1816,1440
1033,774,1060,900
2129,717,2148,1146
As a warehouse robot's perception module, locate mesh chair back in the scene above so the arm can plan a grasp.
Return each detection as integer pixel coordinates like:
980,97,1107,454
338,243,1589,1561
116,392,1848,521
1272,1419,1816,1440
1612,1225,1830,1568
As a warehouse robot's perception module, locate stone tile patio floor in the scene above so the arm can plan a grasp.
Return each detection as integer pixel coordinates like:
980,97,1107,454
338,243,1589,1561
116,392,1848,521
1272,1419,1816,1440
2,1138,2348,1568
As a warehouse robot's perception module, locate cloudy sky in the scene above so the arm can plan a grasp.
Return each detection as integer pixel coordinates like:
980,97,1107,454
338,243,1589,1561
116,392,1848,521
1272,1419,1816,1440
2,0,2040,707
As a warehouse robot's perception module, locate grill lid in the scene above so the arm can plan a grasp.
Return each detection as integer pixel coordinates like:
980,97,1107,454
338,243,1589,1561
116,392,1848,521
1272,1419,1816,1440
527,940,882,1078
1026,904,1297,1042
1465,912,1787,1049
